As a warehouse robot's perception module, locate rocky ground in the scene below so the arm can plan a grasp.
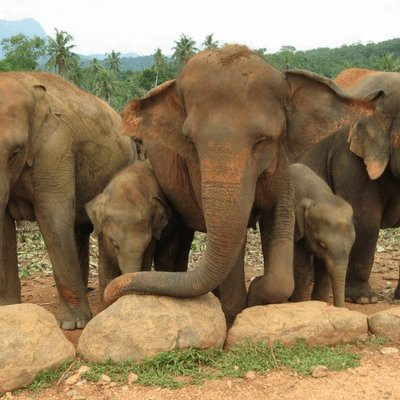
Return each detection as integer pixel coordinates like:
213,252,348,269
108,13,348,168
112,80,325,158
5,223,400,399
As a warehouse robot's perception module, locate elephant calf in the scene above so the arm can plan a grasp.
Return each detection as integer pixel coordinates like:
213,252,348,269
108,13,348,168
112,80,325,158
86,161,192,299
289,163,355,307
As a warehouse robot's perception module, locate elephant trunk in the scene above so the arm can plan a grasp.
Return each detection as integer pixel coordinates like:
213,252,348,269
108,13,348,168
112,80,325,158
326,259,347,307
104,153,255,303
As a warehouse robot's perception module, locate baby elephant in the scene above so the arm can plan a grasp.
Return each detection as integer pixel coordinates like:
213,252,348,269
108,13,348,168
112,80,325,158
289,163,355,307
86,161,173,299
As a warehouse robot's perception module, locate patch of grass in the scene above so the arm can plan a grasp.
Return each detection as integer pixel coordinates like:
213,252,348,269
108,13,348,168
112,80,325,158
190,233,207,252
26,359,74,392
79,339,359,388
353,335,390,348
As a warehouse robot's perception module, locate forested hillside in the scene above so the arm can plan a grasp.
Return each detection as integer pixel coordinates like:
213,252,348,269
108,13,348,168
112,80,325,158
1,28,399,111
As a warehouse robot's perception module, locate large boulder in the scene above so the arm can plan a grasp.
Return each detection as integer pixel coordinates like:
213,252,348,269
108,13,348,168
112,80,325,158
78,293,226,362
0,303,75,393
368,307,400,341
225,301,368,349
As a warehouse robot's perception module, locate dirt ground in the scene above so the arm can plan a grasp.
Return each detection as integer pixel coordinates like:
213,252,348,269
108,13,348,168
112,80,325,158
7,225,400,399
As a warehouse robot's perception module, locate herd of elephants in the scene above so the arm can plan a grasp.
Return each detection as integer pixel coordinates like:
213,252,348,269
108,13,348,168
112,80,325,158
1,44,400,331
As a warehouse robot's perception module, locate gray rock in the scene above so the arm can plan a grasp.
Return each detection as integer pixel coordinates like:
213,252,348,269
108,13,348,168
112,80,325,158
368,308,400,341
0,303,75,393
78,293,226,362
225,301,368,349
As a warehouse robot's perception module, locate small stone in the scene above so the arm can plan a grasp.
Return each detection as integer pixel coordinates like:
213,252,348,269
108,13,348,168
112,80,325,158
109,382,117,388
380,347,399,355
101,374,111,382
128,373,139,384
5,393,13,399
78,365,91,375
121,385,129,391
226,380,233,389
347,368,356,375
311,365,329,378
65,373,81,385
66,389,78,398
73,396,86,400
245,371,256,380
233,365,240,371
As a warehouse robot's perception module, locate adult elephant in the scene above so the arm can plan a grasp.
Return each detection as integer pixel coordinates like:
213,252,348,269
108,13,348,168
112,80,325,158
0,72,134,329
104,46,376,322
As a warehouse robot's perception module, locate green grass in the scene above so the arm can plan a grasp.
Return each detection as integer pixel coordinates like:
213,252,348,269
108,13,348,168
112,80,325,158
23,340,360,391
26,359,74,392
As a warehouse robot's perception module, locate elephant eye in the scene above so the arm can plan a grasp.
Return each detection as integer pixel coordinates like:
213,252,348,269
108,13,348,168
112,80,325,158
9,146,22,161
111,239,120,251
319,241,326,249
252,136,269,151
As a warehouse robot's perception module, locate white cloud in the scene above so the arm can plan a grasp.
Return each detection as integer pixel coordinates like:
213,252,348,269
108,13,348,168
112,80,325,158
0,0,399,55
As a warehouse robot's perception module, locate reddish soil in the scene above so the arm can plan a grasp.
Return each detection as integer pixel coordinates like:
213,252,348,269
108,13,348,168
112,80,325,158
7,227,400,399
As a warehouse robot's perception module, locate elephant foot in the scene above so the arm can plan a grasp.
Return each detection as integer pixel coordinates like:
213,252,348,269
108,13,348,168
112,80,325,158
393,282,400,300
56,303,92,330
0,293,22,306
247,275,294,307
345,282,378,304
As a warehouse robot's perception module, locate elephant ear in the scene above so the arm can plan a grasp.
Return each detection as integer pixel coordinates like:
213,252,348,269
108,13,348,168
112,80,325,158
85,193,110,235
294,198,314,241
348,94,391,180
27,85,59,167
284,70,378,161
151,196,171,240
121,80,193,159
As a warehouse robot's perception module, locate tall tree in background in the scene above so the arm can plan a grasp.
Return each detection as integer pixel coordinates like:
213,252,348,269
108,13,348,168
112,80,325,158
46,28,77,76
172,34,197,70
374,52,400,71
0,34,45,71
152,47,166,86
89,58,101,75
93,68,117,102
202,33,219,50
105,50,121,72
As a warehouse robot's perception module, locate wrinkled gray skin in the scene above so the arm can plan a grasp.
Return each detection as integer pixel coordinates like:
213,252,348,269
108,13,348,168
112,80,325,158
289,163,355,307
0,72,134,329
86,161,192,299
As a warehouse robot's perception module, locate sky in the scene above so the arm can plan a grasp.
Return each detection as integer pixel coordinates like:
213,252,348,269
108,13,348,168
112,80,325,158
1,0,400,56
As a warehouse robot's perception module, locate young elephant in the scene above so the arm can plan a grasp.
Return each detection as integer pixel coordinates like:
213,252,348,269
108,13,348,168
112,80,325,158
289,163,355,307
86,161,190,299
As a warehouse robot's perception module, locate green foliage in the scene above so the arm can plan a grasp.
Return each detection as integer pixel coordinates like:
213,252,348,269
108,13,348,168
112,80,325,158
0,34,45,71
172,34,198,71
202,34,219,50
105,50,122,72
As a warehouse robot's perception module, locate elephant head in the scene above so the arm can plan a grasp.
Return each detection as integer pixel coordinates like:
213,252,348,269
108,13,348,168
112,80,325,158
0,75,57,279
335,69,400,180
104,45,377,304
86,183,170,274
295,197,355,307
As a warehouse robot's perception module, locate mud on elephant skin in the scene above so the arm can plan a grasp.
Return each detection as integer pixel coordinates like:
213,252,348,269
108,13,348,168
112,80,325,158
104,45,379,323
289,163,355,307
86,161,193,299
0,72,134,329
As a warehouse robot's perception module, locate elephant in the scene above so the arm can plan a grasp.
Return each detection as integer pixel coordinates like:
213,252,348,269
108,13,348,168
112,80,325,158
86,161,192,299
103,45,378,323
317,67,400,303
0,72,134,329
289,163,355,307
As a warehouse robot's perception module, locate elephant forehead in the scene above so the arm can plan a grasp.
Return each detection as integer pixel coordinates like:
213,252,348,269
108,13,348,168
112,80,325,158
0,77,33,110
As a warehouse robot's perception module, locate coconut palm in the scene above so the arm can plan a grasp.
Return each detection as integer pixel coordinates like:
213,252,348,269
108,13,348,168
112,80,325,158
172,34,198,70
93,68,117,102
46,28,77,76
374,52,400,72
105,50,122,72
89,58,101,75
152,48,167,86
202,34,219,50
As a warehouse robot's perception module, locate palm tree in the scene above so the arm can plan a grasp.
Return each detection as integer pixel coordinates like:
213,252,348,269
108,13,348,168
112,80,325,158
93,68,116,102
202,34,219,50
46,28,77,76
105,50,121,73
172,34,198,70
375,52,400,72
67,55,83,85
152,48,166,87
89,58,101,75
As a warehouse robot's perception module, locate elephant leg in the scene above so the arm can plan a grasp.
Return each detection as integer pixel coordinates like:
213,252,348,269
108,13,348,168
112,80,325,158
345,212,380,304
311,258,331,303
290,242,312,302
35,195,91,329
141,239,155,271
394,275,400,300
154,222,194,272
98,233,120,301
0,212,20,305
217,234,247,326
75,229,90,288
